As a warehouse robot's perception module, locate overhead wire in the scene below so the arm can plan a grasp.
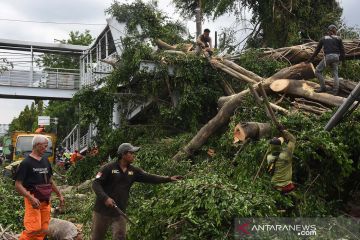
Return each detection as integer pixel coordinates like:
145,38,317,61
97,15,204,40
0,18,106,26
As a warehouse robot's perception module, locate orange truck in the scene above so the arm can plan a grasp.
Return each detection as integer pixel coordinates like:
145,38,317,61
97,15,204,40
11,131,57,163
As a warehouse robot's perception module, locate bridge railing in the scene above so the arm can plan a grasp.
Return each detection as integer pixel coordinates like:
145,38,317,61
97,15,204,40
0,68,80,90
61,123,95,153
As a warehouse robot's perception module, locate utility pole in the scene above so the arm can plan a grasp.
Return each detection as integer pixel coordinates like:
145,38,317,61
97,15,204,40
324,82,360,131
195,0,202,37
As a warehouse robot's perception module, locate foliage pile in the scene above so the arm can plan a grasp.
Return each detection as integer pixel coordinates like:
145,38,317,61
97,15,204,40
0,175,23,232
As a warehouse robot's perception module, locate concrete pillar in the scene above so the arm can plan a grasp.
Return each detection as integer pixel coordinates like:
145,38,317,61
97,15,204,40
112,101,121,129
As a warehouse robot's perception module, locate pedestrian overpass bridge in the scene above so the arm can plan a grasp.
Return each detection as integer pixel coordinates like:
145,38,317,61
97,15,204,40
0,18,157,152
0,38,87,100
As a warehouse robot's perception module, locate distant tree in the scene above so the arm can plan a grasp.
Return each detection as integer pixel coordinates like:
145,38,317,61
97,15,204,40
107,0,188,44
39,30,93,69
9,102,43,132
173,0,343,48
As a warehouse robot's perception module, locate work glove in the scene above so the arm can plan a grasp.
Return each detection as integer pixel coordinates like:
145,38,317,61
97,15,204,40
277,124,285,132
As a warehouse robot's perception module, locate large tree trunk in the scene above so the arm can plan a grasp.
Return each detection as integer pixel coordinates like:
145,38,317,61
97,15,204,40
218,62,315,107
270,79,345,106
233,122,271,143
268,62,315,81
172,90,249,161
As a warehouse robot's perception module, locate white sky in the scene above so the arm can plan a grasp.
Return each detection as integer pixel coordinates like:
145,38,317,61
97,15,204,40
0,0,359,124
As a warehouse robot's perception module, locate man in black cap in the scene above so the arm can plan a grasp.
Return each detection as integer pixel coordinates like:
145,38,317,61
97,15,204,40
306,24,345,95
91,143,183,240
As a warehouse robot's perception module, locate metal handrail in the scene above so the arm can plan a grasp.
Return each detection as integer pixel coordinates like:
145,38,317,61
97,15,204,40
61,124,95,153
0,68,80,90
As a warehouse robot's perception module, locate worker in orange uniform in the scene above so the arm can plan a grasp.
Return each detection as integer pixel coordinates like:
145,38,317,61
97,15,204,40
15,135,64,240
35,125,46,133
70,150,84,165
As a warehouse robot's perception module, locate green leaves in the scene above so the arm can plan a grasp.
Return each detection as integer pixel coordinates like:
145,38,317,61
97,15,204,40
0,177,23,232
107,1,187,43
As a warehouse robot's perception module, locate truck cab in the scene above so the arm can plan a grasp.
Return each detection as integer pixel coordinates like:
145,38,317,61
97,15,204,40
12,132,56,162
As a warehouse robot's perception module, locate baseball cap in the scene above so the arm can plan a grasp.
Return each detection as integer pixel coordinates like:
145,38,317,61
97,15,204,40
328,24,337,31
117,143,140,155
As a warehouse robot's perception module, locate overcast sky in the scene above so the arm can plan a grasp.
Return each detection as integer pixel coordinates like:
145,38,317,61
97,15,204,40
0,0,359,124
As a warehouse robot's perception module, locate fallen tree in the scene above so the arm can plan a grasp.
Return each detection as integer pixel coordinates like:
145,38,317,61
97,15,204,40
172,62,314,161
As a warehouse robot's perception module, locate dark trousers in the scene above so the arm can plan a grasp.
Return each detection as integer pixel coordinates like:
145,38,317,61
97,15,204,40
91,211,126,240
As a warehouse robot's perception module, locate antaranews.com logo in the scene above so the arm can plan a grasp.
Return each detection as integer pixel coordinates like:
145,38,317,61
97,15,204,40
234,217,359,239
236,221,316,237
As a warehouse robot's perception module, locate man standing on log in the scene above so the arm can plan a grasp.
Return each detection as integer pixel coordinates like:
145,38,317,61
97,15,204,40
91,143,183,240
306,24,345,95
267,129,296,193
196,28,213,56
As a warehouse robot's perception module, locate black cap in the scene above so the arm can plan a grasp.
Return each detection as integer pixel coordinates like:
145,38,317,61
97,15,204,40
117,143,140,155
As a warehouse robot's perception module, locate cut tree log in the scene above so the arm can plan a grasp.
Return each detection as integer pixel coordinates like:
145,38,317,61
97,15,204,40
270,79,345,107
218,62,315,107
233,122,272,143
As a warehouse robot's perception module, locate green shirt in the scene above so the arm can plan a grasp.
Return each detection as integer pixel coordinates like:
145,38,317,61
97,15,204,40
270,139,296,187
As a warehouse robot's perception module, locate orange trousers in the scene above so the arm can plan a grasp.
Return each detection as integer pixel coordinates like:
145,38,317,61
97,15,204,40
19,196,51,240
